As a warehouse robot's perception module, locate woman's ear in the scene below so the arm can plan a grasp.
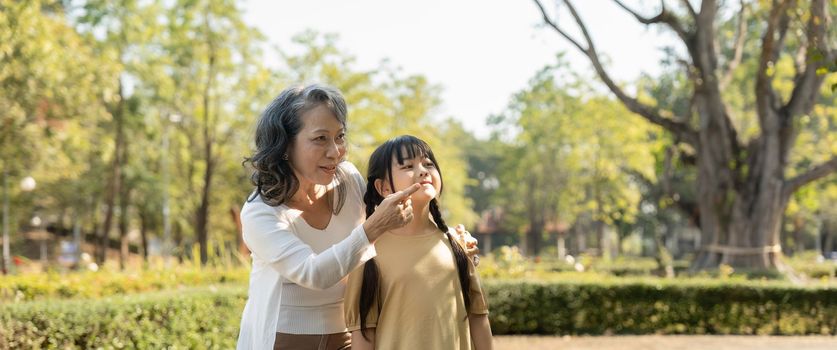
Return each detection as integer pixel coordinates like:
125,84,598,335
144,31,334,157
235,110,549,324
374,178,391,197
283,144,293,162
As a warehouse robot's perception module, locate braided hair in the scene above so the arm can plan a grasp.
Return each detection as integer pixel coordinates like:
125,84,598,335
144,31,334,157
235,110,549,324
358,135,471,340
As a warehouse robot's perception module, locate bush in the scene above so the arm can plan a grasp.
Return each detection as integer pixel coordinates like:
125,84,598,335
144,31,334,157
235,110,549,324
785,251,837,280
0,267,248,302
1,280,834,347
484,280,837,335
0,286,247,349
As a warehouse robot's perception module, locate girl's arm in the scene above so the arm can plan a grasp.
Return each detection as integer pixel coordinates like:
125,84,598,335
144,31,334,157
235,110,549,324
468,314,493,350
351,329,376,350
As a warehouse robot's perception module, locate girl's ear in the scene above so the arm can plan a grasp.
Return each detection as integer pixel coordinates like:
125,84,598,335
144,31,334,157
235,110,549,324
374,178,391,197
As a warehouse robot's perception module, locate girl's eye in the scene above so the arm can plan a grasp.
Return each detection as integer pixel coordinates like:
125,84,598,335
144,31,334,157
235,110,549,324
424,162,435,168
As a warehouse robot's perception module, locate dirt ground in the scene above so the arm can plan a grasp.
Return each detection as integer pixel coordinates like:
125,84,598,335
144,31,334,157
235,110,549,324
493,335,837,350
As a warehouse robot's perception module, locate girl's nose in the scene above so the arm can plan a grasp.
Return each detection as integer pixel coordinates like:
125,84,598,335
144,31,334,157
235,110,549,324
417,164,429,177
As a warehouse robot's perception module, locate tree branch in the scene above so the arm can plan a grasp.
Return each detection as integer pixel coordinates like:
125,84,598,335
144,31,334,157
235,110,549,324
755,1,791,125
792,40,807,76
783,156,837,199
612,0,692,45
532,0,589,55
771,4,792,64
532,0,698,146
680,0,697,20
720,0,747,90
783,0,831,118
694,0,720,74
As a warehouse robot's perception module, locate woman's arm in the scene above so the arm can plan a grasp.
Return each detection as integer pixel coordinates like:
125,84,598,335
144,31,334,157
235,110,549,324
468,314,493,350
242,184,420,291
453,224,480,258
351,329,375,350
242,203,370,290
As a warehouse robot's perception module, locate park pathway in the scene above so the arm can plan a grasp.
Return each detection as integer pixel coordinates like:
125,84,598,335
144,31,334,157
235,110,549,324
494,335,837,350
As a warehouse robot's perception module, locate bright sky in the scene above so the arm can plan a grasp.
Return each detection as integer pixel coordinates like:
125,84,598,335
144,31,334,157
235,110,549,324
242,0,679,138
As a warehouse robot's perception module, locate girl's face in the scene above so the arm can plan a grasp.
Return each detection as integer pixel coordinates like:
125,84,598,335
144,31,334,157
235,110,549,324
376,150,442,203
288,104,347,187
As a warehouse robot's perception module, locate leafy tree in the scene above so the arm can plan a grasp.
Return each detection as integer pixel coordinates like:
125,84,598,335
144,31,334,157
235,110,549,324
489,62,657,256
532,0,836,270
1,0,115,270
277,32,478,226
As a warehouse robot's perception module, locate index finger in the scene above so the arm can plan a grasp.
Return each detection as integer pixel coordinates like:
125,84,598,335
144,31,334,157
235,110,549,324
390,183,421,200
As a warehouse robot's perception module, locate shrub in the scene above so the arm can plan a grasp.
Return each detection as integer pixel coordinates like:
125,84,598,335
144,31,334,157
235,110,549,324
0,286,247,349
484,280,837,335
0,268,248,302
2,279,834,347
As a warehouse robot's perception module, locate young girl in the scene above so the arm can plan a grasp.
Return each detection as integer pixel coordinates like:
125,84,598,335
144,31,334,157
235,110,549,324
343,135,493,350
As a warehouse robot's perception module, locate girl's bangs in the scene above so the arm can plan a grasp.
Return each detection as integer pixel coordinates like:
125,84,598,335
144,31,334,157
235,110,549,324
393,137,432,165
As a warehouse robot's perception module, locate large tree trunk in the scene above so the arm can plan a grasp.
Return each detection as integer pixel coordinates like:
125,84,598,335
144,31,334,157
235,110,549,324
533,0,835,271
690,90,789,270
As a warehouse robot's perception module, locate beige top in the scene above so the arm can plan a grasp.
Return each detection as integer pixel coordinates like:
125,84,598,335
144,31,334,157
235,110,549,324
344,228,489,350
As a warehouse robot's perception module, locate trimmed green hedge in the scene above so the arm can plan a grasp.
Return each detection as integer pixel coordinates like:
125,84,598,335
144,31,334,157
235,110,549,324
0,268,248,302
1,281,834,348
486,280,837,335
0,286,247,349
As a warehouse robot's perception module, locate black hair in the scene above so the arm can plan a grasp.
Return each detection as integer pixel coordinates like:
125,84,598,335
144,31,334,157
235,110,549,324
358,135,471,340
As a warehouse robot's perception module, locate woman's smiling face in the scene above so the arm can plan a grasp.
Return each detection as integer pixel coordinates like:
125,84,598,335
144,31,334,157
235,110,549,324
288,104,347,186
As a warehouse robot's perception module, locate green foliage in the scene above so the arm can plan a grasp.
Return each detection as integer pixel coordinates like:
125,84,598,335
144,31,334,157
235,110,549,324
0,0,115,213
279,32,478,226
0,286,247,349
0,267,248,302
3,3,479,266
478,248,836,283
488,61,660,253
2,280,834,347
485,280,837,335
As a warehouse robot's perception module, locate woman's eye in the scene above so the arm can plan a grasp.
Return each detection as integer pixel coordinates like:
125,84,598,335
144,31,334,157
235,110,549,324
336,134,346,143
313,136,327,142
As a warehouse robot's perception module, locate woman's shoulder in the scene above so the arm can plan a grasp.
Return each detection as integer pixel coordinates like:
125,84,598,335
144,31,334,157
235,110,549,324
242,192,292,218
338,160,361,175
338,161,366,195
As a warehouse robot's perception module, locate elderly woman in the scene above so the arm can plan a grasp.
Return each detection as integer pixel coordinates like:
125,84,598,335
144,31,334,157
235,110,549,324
236,84,475,350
